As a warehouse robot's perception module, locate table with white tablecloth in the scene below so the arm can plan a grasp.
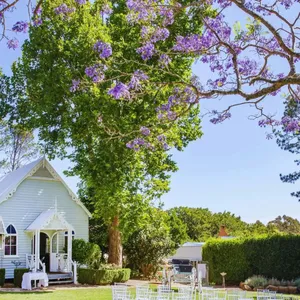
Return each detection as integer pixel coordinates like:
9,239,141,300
21,272,49,290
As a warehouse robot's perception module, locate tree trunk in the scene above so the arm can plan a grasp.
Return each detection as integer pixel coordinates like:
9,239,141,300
108,215,122,267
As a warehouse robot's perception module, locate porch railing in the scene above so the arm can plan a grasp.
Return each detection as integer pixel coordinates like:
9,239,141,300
25,254,46,273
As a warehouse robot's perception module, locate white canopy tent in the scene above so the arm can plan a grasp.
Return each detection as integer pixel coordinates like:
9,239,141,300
170,242,204,261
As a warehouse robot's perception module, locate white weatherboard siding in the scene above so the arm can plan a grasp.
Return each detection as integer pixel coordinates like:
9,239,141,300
0,178,89,279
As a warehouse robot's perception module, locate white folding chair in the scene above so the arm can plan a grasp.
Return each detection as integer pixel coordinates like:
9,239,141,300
149,291,174,300
214,289,227,300
112,285,131,300
201,287,216,300
227,290,247,300
257,289,271,300
136,285,150,300
174,292,194,300
158,285,173,294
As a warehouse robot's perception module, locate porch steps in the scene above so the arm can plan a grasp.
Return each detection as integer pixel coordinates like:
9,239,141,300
48,272,73,285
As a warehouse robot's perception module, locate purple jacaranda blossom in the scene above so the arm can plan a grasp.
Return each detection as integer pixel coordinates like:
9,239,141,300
159,54,171,67
141,26,150,39
159,7,174,26
108,82,131,99
281,116,300,133
85,64,107,83
238,58,258,76
33,5,42,15
128,70,148,90
76,0,86,4
162,143,169,150
12,21,29,33
7,39,19,50
137,42,155,60
140,126,151,136
33,18,43,26
101,4,113,15
167,111,177,120
54,4,75,15
210,112,231,124
157,134,166,142
151,28,170,43
70,79,80,92
93,41,112,59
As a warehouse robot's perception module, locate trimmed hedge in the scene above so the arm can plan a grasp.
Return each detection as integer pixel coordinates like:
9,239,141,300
202,235,300,285
78,268,131,285
0,268,5,287
14,268,29,288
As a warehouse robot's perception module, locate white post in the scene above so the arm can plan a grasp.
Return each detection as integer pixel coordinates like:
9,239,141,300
67,229,72,272
34,230,39,272
73,262,78,284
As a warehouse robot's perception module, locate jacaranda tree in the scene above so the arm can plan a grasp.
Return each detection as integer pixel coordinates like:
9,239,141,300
9,0,202,266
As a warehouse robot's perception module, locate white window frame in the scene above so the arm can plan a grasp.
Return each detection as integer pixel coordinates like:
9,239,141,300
4,224,18,257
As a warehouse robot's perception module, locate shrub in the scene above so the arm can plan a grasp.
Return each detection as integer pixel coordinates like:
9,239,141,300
294,278,300,288
72,239,101,268
78,268,131,285
0,268,5,287
203,235,300,284
268,278,281,286
245,275,268,288
14,268,29,287
124,221,176,278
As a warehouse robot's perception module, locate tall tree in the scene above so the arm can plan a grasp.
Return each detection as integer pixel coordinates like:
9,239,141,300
11,0,203,265
0,121,40,173
268,215,300,235
275,93,300,200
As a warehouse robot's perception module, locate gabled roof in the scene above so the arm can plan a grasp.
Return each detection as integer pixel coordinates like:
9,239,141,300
0,216,6,235
0,157,92,218
26,209,73,231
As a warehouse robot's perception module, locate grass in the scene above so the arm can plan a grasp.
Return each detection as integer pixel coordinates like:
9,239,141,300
0,288,114,300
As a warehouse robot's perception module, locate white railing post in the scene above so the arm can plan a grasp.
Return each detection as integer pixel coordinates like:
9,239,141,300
73,261,78,284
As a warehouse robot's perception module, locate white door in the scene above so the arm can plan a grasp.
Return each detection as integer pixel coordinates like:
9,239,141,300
50,232,68,272
50,233,59,272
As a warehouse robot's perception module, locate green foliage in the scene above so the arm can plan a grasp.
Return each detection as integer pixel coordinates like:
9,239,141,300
0,120,40,173
0,268,5,287
167,207,249,241
72,239,101,268
203,235,300,285
14,268,29,287
78,268,130,285
245,275,268,288
268,215,300,234
124,208,176,278
294,278,300,288
267,278,281,286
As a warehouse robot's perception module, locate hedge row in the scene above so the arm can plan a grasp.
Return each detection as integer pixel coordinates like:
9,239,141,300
14,268,29,288
0,268,5,287
78,268,131,285
202,235,300,285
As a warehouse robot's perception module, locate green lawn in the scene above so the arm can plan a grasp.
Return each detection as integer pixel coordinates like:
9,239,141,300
0,288,114,300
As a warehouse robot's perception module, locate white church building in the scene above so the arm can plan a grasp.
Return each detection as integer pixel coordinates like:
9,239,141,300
0,157,91,281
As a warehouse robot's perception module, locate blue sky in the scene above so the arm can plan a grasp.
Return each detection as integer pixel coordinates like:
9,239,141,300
1,2,299,224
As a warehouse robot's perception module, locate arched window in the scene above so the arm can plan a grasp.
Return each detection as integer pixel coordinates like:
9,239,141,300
5,224,17,256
